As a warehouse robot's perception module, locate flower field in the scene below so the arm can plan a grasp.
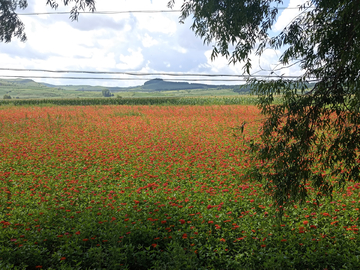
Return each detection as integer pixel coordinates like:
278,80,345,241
0,105,359,269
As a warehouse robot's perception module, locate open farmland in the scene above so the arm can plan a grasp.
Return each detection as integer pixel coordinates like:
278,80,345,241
0,105,359,269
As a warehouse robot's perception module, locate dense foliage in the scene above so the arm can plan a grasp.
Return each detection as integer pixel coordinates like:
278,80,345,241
101,89,114,97
1,105,360,269
169,0,360,209
0,96,259,106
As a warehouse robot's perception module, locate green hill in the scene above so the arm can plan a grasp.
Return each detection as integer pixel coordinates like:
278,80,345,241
0,77,257,99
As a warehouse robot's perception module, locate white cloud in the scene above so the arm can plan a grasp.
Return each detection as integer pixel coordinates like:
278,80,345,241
0,0,303,87
141,33,159,47
117,48,144,70
274,0,308,31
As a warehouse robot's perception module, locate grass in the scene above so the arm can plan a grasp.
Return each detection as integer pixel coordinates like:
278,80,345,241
0,104,359,269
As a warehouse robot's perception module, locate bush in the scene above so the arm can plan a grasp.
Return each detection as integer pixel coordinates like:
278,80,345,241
3,94,12,99
102,89,114,97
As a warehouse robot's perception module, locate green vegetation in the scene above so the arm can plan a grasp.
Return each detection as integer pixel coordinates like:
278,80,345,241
0,78,251,100
0,79,102,99
0,96,260,107
0,105,359,269
173,0,360,211
101,89,114,97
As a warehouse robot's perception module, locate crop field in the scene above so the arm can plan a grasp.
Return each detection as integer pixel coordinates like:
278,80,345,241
0,104,359,269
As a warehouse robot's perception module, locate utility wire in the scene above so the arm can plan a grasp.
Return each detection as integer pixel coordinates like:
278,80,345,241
0,75,251,82
0,68,306,79
0,75,319,82
14,7,307,16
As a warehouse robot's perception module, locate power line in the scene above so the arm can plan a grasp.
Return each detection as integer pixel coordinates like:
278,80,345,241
14,7,309,16
0,75,250,82
0,68,305,79
0,75,319,82
17,10,181,16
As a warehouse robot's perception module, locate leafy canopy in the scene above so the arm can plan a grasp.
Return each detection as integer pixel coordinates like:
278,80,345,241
0,0,95,42
168,0,360,209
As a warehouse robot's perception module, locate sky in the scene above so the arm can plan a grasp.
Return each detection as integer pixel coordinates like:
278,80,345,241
0,0,307,87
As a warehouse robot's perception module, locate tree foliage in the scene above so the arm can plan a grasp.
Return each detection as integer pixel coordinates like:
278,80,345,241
0,0,95,42
102,89,113,97
169,0,360,209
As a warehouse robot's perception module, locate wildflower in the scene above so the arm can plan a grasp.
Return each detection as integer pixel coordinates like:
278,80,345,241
151,243,157,248
60,257,66,261
182,233,188,239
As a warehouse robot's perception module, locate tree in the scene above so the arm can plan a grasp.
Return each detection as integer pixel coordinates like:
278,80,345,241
168,0,360,210
0,0,95,42
3,94,11,99
102,89,113,97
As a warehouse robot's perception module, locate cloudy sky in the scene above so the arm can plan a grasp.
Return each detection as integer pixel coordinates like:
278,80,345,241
0,0,306,87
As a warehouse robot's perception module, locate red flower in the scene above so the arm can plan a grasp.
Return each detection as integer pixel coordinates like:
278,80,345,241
182,233,188,239
60,257,66,261
151,243,157,248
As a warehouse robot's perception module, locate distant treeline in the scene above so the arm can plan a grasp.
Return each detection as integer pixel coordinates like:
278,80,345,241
0,96,260,106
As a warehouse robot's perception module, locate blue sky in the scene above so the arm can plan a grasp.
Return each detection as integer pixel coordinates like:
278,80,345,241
0,0,306,87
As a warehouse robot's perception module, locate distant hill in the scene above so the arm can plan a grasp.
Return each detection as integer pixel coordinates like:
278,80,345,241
0,78,238,92
141,78,234,91
0,77,316,100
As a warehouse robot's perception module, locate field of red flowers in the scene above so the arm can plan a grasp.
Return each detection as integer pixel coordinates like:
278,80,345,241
0,105,359,269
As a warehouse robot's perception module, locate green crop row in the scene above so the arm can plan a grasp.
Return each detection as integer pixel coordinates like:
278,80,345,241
0,96,260,106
